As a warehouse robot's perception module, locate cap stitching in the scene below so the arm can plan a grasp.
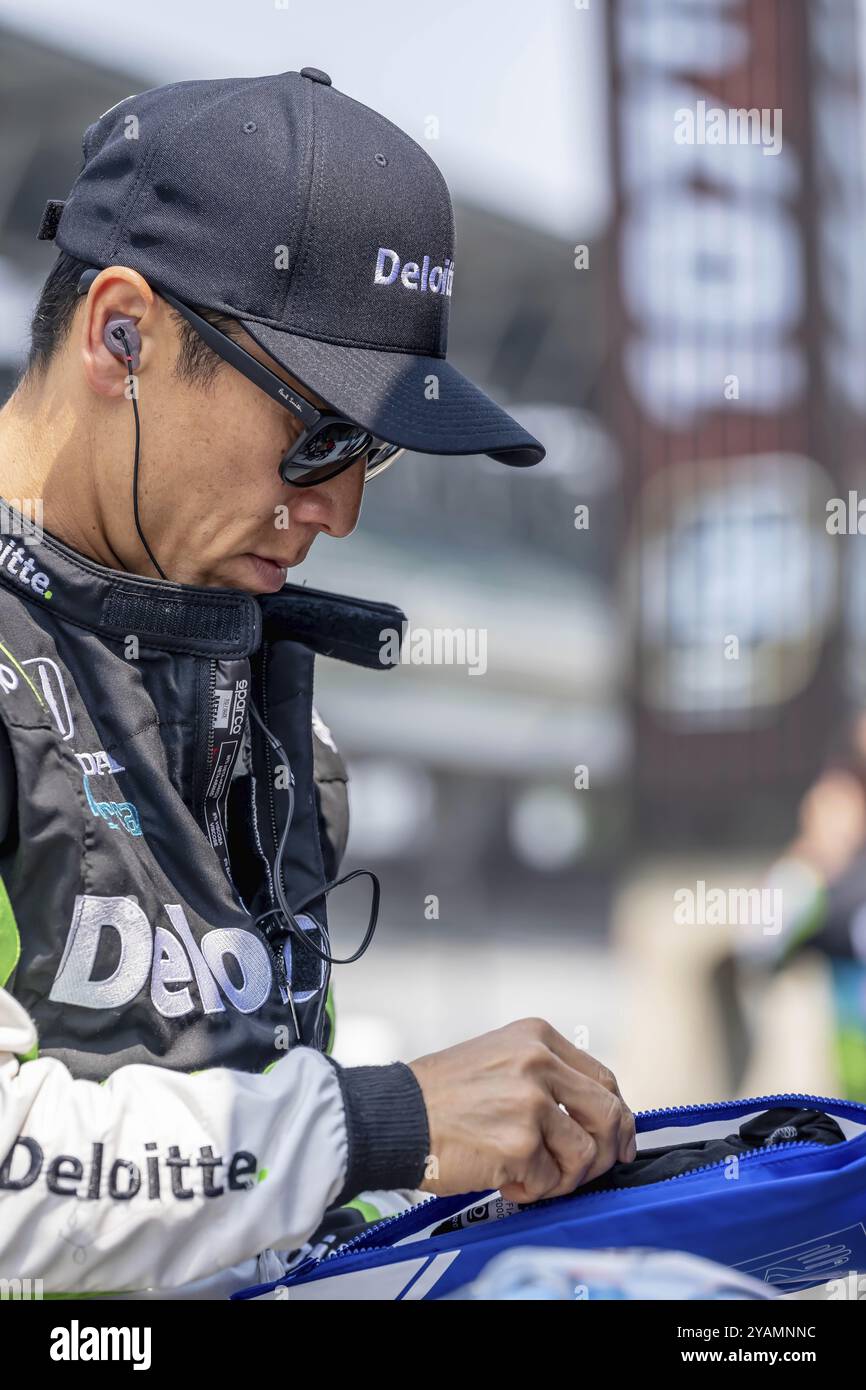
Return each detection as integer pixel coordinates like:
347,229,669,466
355,104,454,354
111,76,281,266
59,77,207,265
438,184,455,351
276,74,312,322
107,82,223,262
283,79,326,323
417,122,454,353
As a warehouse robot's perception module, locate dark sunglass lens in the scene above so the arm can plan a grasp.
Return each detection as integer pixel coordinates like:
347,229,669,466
284,454,361,488
286,449,401,487
296,421,370,466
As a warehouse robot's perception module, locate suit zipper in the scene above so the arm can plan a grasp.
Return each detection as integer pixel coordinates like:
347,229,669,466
194,658,218,832
206,659,217,771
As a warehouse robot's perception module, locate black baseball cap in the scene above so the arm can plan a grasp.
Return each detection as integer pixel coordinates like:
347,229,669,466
37,67,544,468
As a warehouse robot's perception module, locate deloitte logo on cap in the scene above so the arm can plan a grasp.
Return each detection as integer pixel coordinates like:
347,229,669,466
0,540,52,598
374,246,454,296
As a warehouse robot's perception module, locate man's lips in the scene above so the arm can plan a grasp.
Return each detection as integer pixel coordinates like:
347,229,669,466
242,553,288,591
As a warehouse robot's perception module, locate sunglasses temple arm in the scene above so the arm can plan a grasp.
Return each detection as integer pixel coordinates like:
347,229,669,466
160,288,323,427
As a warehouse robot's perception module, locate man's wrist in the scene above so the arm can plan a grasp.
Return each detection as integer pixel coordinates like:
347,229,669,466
324,1057,430,1206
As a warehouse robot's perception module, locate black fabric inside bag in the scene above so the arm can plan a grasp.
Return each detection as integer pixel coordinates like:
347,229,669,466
575,1107,846,1195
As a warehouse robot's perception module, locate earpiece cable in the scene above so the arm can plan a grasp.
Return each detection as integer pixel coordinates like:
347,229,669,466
115,325,167,581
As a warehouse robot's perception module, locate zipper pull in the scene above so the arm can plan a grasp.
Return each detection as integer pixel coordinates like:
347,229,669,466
260,917,302,1044
286,981,300,1041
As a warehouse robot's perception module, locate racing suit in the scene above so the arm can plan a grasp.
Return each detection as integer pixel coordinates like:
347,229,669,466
0,503,429,1294
0,978,350,1296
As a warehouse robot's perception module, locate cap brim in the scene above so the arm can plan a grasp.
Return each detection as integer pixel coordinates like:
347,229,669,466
237,320,545,467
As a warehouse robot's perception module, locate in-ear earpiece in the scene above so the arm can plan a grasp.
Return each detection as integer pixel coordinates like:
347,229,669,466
103,315,141,372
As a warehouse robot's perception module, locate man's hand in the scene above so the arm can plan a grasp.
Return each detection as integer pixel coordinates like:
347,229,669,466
409,1018,636,1203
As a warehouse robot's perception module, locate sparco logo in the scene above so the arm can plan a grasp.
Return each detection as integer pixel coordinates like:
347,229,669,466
374,247,454,296
213,677,248,736
49,896,273,1018
230,677,248,734
0,540,52,597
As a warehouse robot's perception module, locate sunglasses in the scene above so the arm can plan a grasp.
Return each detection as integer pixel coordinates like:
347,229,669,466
77,268,405,488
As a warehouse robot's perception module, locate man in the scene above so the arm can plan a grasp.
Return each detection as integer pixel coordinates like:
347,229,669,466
0,67,634,1296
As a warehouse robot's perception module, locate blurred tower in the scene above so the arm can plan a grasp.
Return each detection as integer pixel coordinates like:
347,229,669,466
604,0,865,850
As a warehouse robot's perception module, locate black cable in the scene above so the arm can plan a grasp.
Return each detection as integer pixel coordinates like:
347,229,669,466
115,326,167,581
293,868,380,965
249,699,380,965
113,341,379,967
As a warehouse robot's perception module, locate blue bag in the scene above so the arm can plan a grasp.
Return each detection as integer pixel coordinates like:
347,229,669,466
233,1092,866,1300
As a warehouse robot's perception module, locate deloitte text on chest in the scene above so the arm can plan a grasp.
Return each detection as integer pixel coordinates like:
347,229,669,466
48,895,275,1018
0,541,52,597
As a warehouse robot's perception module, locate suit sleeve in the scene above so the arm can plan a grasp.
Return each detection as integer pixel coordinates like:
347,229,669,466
0,986,428,1294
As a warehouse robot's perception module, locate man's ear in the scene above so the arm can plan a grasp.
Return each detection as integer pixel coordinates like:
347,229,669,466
79,267,152,397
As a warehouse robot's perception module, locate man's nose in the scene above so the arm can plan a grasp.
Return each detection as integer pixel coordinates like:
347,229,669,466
288,458,366,537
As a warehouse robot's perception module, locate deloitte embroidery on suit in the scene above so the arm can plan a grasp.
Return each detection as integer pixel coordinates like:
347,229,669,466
0,1132,259,1200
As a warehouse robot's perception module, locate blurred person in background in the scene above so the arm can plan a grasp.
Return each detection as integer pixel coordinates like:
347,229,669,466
733,714,866,1101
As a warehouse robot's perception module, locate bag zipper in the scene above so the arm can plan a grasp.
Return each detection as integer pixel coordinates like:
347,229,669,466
288,1090,866,1279
637,1090,866,1123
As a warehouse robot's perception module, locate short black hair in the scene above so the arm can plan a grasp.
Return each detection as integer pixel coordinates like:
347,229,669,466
24,250,243,387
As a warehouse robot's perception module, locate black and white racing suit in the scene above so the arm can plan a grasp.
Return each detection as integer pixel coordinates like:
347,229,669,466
0,501,429,1295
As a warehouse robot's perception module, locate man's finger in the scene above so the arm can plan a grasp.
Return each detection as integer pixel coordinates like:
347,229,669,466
499,1139,562,1205
542,1025,626,1101
538,1104,600,1198
544,1054,630,1179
